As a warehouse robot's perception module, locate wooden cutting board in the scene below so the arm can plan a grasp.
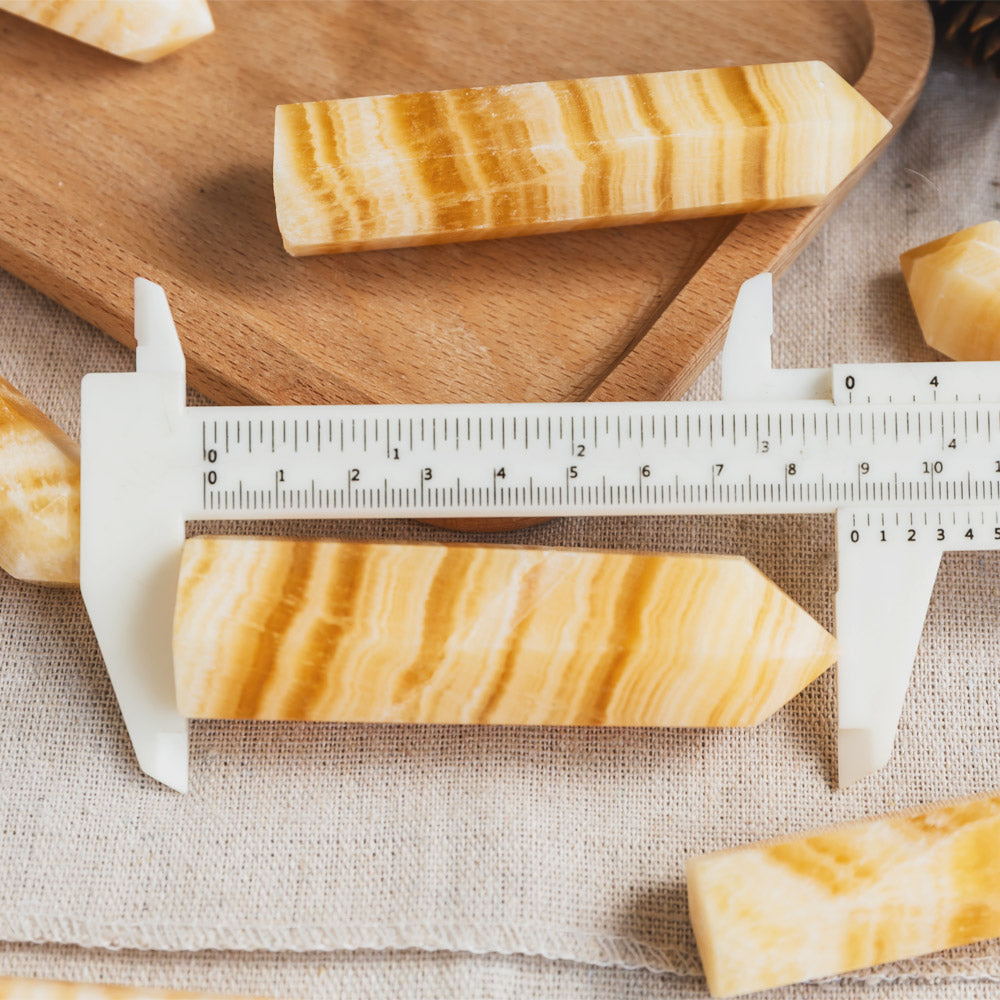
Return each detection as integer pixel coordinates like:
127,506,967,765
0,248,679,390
0,1,932,408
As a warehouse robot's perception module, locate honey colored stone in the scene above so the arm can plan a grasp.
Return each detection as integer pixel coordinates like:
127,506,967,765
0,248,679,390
274,60,891,255
0,977,264,999
900,221,1000,361
0,374,79,585
174,537,836,725
0,0,213,62
687,791,1000,997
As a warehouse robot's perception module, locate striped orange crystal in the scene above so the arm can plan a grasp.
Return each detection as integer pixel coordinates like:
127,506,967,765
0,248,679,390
0,374,79,585
274,60,891,255
0,0,214,62
688,791,1000,997
173,536,836,726
901,221,1000,361
0,977,265,999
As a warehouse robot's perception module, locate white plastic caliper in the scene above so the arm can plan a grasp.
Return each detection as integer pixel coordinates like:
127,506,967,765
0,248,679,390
80,276,1000,791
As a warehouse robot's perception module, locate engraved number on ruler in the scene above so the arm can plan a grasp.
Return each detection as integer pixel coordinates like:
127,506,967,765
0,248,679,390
845,509,1000,547
194,403,1000,517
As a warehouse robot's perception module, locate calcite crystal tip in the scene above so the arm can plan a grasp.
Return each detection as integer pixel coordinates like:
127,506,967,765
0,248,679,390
687,790,1000,997
174,537,836,726
901,220,1000,361
0,977,267,999
0,374,80,585
274,60,891,255
0,0,214,62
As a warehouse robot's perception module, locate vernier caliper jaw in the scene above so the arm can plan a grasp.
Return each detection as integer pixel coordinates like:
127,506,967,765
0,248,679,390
723,273,995,787
80,274,1000,792
80,279,189,792
833,531,941,786
721,273,831,403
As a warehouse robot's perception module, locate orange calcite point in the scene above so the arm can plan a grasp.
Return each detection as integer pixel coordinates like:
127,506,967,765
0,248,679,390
0,977,265,999
0,375,80,585
174,537,836,726
900,221,1000,361
687,791,1000,997
0,0,213,62
274,60,890,255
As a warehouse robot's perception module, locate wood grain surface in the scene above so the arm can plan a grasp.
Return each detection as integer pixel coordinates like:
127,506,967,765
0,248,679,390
0,1,932,409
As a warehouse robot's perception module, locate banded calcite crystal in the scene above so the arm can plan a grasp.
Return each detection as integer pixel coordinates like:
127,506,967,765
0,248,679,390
0,0,213,62
174,537,836,725
0,977,263,999
0,375,80,585
900,220,1000,361
274,60,891,255
687,791,1000,997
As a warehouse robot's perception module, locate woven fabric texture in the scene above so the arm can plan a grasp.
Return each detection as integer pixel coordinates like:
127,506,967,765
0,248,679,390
1,46,1000,999
3,940,1000,1000
1,940,1000,1000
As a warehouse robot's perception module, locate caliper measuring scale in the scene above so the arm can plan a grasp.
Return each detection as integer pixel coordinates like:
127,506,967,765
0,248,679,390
80,274,1000,791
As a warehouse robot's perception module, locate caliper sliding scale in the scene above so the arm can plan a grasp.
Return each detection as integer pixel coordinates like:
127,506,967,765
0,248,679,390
81,275,1000,793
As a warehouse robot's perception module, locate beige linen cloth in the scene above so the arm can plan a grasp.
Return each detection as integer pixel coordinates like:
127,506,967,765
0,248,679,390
2,47,1000,999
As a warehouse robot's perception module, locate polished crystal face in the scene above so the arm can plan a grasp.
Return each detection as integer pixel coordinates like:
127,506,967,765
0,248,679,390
688,791,1000,997
0,0,214,62
902,221,1000,362
0,374,80,585
274,61,891,256
173,536,836,726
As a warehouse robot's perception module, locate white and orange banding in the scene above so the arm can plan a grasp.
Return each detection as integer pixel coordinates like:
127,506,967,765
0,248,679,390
174,537,836,726
0,374,79,585
901,221,1000,361
0,0,214,62
274,61,890,255
688,791,1000,996
0,977,266,999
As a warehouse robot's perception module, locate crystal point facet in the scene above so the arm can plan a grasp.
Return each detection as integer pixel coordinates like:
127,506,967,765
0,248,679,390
901,221,1000,361
274,60,891,255
174,537,836,725
0,375,80,585
0,0,214,62
0,977,263,999
687,791,1000,997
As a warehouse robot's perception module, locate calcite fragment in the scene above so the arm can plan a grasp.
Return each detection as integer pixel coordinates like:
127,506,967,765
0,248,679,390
0,0,214,62
174,537,836,725
274,60,891,255
0,374,80,585
687,791,1000,997
0,977,263,999
900,220,1000,361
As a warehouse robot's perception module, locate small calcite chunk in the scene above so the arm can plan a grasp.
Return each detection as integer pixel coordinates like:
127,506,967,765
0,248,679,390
0,977,265,999
174,537,836,725
687,791,1000,997
900,220,1000,361
0,0,214,62
274,60,891,255
0,374,80,585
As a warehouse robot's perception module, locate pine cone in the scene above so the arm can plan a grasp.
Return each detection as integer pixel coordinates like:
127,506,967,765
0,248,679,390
933,0,1000,74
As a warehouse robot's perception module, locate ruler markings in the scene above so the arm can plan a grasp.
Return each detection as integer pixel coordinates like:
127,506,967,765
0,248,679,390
195,402,1000,521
